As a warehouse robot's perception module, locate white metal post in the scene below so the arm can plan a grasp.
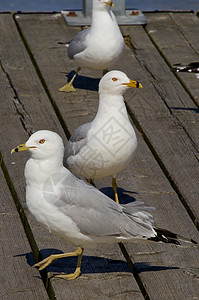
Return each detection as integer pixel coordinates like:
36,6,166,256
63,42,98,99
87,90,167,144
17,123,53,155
61,0,147,26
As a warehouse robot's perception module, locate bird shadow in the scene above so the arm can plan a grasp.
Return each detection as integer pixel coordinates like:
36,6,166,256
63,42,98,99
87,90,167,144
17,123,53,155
25,249,131,275
170,107,199,113
100,186,138,204
62,70,101,91
16,250,179,277
133,262,179,273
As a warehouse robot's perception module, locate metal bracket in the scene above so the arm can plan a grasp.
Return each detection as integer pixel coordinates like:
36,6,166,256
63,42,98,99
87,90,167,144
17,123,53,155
61,0,147,26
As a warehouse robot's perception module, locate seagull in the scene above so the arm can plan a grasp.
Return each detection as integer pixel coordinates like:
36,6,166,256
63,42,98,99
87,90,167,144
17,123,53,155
11,130,197,280
59,0,124,92
64,70,142,203
171,62,199,79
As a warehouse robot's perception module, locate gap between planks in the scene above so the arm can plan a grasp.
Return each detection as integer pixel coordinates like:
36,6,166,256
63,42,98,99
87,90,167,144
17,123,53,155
1,10,199,298
12,12,199,230
0,12,148,300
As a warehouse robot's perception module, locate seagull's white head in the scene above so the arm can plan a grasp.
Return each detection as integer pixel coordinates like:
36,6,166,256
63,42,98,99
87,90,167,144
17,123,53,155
11,130,64,160
93,0,114,11
99,70,143,96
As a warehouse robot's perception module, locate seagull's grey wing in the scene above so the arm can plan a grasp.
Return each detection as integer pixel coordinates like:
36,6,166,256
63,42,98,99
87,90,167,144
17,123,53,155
65,122,92,162
68,28,90,59
56,172,155,239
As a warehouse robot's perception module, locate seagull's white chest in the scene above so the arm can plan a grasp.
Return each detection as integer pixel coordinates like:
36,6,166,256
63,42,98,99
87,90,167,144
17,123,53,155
25,161,86,243
70,102,137,179
88,114,137,178
76,35,123,70
74,11,124,70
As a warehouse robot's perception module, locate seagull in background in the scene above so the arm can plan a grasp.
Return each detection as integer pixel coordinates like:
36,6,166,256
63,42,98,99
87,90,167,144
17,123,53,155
59,0,124,92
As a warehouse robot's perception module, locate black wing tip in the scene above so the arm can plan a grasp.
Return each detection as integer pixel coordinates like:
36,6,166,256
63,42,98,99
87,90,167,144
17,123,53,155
150,228,197,246
148,236,181,245
191,239,198,245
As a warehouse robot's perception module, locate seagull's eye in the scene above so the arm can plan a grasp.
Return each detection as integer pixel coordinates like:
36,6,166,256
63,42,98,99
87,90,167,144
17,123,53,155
112,77,118,82
39,139,45,144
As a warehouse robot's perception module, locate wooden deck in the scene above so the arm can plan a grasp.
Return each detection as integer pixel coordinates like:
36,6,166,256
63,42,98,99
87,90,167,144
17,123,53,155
1,11,199,300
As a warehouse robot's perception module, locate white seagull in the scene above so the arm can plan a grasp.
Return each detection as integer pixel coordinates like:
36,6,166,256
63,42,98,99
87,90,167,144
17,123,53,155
64,70,142,203
11,130,197,280
59,0,124,92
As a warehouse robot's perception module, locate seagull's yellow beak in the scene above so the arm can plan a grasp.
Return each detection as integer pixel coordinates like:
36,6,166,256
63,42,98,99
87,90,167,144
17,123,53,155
104,1,114,7
122,80,143,88
11,143,36,154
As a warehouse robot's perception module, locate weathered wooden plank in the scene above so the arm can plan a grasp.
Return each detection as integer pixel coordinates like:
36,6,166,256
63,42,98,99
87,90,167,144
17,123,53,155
96,133,199,300
0,13,65,138
13,12,101,134
0,168,49,299
119,22,199,227
14,13,199,231
0,13,145,300
145,12,199,103
170,12,199,58
14,13,199,300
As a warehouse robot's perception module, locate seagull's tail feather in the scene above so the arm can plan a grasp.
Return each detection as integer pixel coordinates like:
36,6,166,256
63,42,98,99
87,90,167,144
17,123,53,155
149,228,198,245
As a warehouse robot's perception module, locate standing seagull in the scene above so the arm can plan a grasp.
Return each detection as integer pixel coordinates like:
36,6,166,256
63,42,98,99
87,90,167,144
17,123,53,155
64,70,142,203
11,130,197,280
59,0,124,92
